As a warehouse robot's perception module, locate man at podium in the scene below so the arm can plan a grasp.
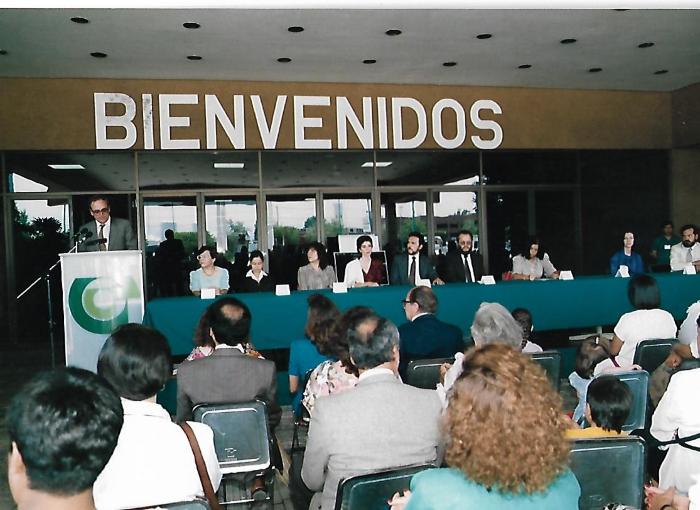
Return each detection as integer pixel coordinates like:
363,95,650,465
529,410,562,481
77,195,137,252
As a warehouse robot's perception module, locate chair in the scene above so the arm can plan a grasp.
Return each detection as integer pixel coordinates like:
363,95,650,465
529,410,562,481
292,368,314,453
151,500,210,509
404,357,455,390
334,464,434,510
193,401,274,506
529,350,561,391
633,338,676,373
569,436,646,510
605,370,649,432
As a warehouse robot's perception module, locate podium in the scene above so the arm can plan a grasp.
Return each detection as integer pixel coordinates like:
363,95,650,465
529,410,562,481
60,250,144,371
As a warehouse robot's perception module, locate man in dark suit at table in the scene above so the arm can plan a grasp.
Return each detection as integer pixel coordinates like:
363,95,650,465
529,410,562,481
77,195,137,252
442,230,484,283
390,232,444,286
398,286,464,378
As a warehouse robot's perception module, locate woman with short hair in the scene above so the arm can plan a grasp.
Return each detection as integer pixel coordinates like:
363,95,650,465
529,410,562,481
189,245,229,296
239,249,275,293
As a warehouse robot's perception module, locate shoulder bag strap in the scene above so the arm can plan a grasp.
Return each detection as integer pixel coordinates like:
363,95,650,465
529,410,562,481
655,430,700,452
179,422,222,510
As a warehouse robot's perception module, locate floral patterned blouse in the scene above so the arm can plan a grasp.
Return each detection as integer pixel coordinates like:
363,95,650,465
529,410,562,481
302,359,359,415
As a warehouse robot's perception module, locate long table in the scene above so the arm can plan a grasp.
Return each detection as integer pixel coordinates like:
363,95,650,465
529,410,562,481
143,273,700,356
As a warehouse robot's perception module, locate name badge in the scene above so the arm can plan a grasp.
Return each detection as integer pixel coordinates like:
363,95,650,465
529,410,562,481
664,244,671,250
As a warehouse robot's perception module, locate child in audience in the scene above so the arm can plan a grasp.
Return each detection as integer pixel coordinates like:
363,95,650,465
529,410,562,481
567,375,632,438
512,307,544,353
569,336,609,423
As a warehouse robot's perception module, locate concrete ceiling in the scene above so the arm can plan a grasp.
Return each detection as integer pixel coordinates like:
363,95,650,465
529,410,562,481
1,8,699,92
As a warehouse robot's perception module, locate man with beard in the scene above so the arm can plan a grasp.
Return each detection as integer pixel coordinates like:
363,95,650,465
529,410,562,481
670,224,700,272
390,232,444,286
442,230,484,283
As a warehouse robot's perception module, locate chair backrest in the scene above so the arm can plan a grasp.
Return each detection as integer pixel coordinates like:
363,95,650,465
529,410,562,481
125,499,210,510
529,350,561,391
404,357,454,390
603,370,649,432
569,436,646,510
334,464,434,510
633,338,676,373
192,400,271,474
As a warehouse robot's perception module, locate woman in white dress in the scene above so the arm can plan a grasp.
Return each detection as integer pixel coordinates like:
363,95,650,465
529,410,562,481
343,235,385,288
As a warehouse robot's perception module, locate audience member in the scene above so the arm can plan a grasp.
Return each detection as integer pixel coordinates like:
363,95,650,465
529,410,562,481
442,230,484,283
650,220,680,272
390,344,580,510
670,224,700,272
288,294,339,416
390,232,443,286
94,324,221,509
594,274,677,375
302,314,442,510
343,235,385,287
189,245,229,296
298,242,336,290
567,376,632,438
511,237,559,280
569,336,609,423
239,249,276,293
155,229,186,296
678,299,700,353
512,307,544,353
77,194,137,252
7,367,123,510
398,285,463,377
646,479,698,510
610,231,644,276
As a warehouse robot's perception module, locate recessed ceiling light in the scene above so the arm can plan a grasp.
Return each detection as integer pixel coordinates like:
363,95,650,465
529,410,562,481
187,55,203,61
361,161,392,168
70,16,89,24
385,29,402,36
638,42,655,48
277,57,292,63
588,67,603,73
0,49,7,56
560,38,577,44
90,51,107,58
442,61,457,67
288,26,304,33
213,163,245,169
363,59,377,64
654,69,669,75
49,164,85,170
518,64,532,69
476,33,492,40
183,22,200,29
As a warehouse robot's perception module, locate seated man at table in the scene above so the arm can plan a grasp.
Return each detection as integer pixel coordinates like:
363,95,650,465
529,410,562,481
398,285,464,378
390,232,443,286
442,229,484,283
301,314,441,510
670,224,700,272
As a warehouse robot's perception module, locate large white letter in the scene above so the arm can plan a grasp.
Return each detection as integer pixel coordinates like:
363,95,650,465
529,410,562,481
94,93,137,149
336,97,374,149
251,95,287,149
142,94,154,150
159,94,200,150
470,99,503,150
391,97,427,149
432,98,466,149
377,97,388,149
294,96,332,149
205,94,245,149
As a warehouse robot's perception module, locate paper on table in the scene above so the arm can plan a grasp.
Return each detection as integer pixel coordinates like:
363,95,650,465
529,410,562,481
200,288,216,300
615,265,630,278
416,278,432,288
275,284,291,296
332,282,348,293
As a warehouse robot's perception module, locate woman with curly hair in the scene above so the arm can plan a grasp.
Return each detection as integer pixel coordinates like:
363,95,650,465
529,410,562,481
391,343,580,509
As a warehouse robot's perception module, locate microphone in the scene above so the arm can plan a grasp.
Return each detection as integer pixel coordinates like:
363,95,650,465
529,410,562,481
73,228,89,241
75,229,93,245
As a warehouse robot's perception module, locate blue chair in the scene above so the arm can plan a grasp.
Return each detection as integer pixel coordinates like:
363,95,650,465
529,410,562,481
405,357,454,390
569,436,646,510
605,370,649,432
529,350,561,391
633,338,676,373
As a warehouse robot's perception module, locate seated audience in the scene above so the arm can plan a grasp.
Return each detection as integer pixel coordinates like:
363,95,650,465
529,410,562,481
189,245,229,296
298,242,336,290
390,344,580,509
288,294,339,416
595,274,677,375
302,314,442,510
567,375,632,438
610,231,645,276
390,232,443,286
512,307,543,353
94,324,221,509
7,367,123,510
398,285,463,377
511,237,559,280
239,249,276,293
569,336,609,423
343,234,386,287
646,478,699,510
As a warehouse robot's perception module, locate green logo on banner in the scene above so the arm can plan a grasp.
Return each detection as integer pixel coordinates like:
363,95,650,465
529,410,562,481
68,277,141,334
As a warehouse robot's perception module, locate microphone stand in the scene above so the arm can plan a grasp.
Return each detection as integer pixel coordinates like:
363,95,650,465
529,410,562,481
16,232,89,368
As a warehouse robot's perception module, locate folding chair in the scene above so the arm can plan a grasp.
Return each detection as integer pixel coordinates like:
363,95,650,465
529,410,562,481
633,338,676,373
529,350,561,391
193,400,274,507
404,357,455,390
334,464,434,510
569,436,646,510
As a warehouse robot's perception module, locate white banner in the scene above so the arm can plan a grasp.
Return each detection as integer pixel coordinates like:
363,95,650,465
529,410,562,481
60,250,144,371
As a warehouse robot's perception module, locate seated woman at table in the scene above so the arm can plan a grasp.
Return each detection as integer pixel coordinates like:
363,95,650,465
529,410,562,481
288,294,339,416
239,249,275,293
189,245,229,296
511,237,559,280
343,235,386,288
390,344,580,510
297,242,336,291
610,231,645,276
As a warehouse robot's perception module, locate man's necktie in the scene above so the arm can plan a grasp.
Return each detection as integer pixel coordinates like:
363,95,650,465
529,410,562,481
688,248,694,263
463,254,472,282
98,223,107,251
409,256,417,284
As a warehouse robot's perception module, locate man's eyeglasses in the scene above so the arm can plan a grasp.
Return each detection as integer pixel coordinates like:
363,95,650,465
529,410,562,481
400,300,415,307
91,208,110,214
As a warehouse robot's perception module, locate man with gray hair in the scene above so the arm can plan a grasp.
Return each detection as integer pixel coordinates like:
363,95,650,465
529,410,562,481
301,314,442,510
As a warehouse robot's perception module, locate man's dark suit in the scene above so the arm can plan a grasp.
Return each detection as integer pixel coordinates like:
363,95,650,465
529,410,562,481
398,314,464,377
77,217,137,252
390,253,438,285
442,250,484,283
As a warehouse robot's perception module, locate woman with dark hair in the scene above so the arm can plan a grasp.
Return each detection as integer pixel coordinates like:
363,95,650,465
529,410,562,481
239,249,275,293
567,376,632,438
288,294,339,415
609,231,644,276
93,323,221,509
594,274,677,376
390,344,580,509
189,245,229,296
297,242,336,290
511,237,559,280
343,235,385,288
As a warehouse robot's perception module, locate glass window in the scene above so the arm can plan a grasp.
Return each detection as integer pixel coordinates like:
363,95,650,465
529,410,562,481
380,192,427,268
322,193,373,251
261,151,373,188
433,191,479,256
486,191,528,278
375,151,479,186
483,152,576,185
